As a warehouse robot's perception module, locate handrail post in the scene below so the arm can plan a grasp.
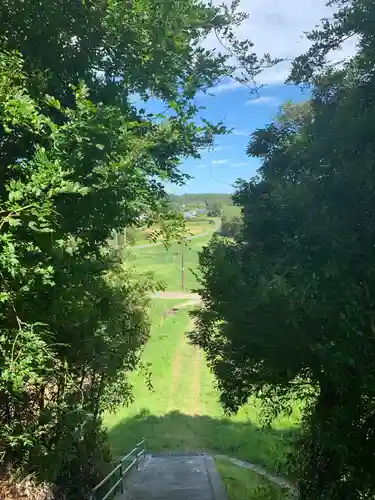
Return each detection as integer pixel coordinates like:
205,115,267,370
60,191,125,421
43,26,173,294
90,439,147,500
120,460,124,495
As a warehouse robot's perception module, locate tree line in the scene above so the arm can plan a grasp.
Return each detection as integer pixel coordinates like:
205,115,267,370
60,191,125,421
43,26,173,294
192,1,375,498
168,193,234,207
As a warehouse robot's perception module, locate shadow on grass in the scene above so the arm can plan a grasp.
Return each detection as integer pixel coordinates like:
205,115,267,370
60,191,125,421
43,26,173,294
106,410,299,477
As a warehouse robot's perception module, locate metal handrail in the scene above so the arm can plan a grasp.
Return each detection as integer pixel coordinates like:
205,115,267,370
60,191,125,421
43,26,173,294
89,439,146,500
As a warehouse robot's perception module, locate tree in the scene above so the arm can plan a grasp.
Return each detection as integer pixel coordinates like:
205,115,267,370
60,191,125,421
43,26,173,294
0,55,152,498
206,201,224,217
191,1,375,498
0,1,264,497
219,216,242,238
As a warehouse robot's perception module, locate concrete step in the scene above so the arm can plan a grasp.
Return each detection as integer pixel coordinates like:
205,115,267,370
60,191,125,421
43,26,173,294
119,453,227,500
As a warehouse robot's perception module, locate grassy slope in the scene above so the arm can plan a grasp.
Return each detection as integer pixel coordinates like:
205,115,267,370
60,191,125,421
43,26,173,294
215,458,289,500
104,301,300,477
126,233,211,292
168,193,234,206
131,219,214,246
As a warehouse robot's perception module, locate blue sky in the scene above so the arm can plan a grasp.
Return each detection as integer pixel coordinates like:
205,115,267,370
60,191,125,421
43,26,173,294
142,0,357,195
166,83,310,195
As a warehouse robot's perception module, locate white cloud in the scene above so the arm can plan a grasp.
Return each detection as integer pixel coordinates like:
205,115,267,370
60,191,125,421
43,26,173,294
205,0,358,86
232,129,250,137
209,79,244,94
232,162,248,167
212,159,229,165
245,96,278,106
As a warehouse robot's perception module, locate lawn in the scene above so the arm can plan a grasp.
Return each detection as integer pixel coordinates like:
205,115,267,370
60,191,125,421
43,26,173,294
104,300,300,478
125,233,212,292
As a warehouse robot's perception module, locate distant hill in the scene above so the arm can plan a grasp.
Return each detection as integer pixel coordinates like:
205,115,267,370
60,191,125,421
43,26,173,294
168,193,234,207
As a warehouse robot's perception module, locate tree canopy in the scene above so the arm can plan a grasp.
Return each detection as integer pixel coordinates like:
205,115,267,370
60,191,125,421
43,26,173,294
218,215,242,238
191,1,375,498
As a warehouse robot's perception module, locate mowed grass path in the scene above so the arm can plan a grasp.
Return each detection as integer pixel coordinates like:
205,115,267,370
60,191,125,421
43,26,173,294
125,233,211,292
104,300,300,477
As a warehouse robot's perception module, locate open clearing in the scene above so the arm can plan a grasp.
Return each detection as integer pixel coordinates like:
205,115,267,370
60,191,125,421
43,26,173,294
108,234,300,498
125,233,212,291
104,301,300,480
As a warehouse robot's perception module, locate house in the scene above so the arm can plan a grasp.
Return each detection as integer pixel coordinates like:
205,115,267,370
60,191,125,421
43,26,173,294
183,211,196,219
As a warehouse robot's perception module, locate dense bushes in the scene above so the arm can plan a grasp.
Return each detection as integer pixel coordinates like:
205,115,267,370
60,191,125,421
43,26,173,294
218,216,242,238
191,1,375,498
0,54,151,496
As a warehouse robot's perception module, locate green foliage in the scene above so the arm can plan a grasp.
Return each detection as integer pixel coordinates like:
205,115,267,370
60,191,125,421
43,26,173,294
0,53,152,495
0,1,263,498
191,1,375,498
219,216,242,238
206,201,224,217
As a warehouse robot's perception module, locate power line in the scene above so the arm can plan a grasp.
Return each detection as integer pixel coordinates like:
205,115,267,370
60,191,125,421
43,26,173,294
209,163,236,188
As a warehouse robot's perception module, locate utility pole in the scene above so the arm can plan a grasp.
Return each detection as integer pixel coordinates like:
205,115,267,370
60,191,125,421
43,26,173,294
181,244,185,292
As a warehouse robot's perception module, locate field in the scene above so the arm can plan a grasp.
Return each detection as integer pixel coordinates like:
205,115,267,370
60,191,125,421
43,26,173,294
107,221,300,498
123,219,217,247
222,204,242,218
125,232,213,292
104,301,300,479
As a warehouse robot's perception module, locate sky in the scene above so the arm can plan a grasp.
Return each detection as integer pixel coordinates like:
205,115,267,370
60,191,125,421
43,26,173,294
158,0,357,195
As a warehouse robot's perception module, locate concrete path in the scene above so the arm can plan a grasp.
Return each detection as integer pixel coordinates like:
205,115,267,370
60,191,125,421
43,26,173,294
121,453,227,500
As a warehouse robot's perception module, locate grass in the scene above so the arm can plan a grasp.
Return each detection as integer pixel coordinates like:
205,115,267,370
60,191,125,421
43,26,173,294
131,219,216,246
215,458,290,500
125,233,212,291
122,217,220,291
104,301,300,478
222,205,242,218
